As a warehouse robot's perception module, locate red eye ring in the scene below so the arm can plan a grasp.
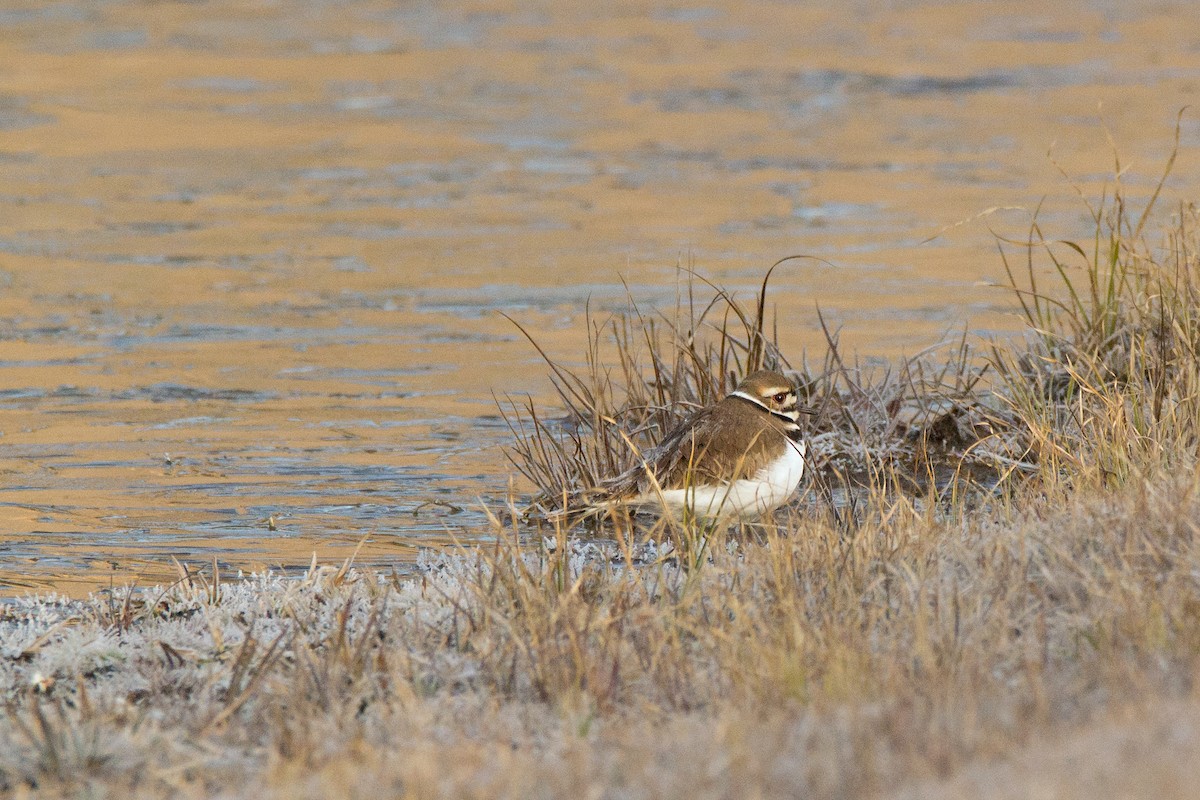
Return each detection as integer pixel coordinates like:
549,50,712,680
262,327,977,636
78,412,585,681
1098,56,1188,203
772,392,788,403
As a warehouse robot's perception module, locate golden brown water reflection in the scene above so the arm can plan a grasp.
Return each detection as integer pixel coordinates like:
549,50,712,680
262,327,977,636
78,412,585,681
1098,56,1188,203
1,1,1199,595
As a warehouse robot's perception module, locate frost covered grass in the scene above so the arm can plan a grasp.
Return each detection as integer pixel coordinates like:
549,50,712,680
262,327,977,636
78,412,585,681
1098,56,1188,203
6,151,1200,798
3,477,1200,798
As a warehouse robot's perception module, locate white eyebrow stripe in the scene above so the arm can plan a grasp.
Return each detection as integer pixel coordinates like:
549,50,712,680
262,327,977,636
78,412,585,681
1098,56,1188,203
732,389,792,404
732,390,801,423
730,390,771,410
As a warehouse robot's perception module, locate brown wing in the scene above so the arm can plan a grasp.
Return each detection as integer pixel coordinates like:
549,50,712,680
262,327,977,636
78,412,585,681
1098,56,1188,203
596,405,713,499
603,397,788,497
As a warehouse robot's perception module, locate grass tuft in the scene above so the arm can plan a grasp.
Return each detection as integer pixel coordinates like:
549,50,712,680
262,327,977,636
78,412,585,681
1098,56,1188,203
990,120,1200,486
502,265,1013,530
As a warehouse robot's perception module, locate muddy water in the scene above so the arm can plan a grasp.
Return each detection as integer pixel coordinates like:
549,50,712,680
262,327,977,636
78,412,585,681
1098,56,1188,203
0,1,1198,595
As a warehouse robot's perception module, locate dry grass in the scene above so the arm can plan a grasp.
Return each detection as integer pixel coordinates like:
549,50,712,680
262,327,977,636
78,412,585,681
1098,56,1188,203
5,150,1200,798
505,125,1200,514
991,131,1200,486
501,263,1009,533
3,474,1199,798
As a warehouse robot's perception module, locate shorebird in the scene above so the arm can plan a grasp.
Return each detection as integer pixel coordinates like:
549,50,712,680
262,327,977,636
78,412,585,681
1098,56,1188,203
593,369,809,520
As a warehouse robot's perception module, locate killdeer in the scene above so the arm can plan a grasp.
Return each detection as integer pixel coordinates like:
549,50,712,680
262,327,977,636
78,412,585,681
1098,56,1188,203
596,369,809,520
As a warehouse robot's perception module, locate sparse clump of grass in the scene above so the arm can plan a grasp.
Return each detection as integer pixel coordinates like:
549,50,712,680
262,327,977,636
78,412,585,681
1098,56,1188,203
991,126,1200,485
501,262,1017,528
505,124,1200,518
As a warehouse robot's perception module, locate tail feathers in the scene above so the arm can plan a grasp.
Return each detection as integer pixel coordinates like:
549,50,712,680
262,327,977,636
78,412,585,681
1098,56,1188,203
523,477,643,523
520,460,656,523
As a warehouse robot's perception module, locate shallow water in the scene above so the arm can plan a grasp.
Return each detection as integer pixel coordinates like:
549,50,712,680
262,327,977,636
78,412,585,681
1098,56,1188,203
1,0,1198,595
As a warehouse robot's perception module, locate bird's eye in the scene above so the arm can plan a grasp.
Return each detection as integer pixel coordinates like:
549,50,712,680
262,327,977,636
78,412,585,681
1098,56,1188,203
772,392,788,404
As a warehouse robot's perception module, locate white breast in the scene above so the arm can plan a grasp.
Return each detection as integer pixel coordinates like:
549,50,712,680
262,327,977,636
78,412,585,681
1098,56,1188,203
643,440,807,520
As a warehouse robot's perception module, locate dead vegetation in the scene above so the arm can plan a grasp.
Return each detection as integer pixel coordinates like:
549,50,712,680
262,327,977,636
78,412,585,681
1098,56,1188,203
505,123,1200,520
4,469,1200,798
5,150,1200,798
500,263,1014,524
